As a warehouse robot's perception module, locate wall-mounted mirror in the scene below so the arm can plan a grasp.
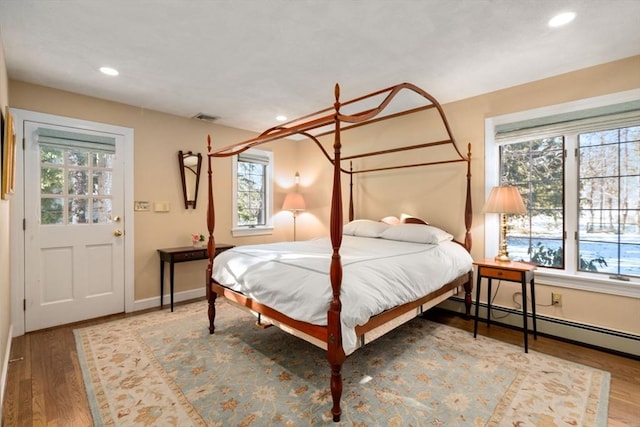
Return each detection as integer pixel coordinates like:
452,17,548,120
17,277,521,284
178,150,202,209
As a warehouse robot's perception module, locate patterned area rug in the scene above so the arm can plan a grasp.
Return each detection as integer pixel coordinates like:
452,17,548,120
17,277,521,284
74,300,610,426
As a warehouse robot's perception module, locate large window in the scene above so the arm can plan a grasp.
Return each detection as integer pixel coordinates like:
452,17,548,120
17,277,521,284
231,149,274,237
488,92,640,294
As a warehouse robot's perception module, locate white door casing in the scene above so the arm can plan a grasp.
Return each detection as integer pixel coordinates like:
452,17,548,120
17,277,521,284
10,109,134,335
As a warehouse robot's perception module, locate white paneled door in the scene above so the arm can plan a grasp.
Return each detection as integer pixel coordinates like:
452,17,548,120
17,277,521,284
23,120,126,331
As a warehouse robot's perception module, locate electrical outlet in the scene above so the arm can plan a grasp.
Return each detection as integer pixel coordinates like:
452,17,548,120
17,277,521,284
552,292,562,306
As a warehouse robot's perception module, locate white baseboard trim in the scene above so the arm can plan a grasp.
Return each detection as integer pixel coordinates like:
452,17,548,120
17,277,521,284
132,288,206,312
1,324,13,421
438,297,640,358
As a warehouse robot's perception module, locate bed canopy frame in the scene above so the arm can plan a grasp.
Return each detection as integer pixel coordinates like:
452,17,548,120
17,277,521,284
205,82,472,422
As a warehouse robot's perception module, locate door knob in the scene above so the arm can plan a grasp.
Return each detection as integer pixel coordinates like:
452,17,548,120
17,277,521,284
113,215,121,222
114,229,123,237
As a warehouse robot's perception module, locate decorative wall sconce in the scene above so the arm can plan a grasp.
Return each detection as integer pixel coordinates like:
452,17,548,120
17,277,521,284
282,172,306,241
178,150,202,209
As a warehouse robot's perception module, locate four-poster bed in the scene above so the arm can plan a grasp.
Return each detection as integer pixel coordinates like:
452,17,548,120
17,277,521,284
204,82,473,422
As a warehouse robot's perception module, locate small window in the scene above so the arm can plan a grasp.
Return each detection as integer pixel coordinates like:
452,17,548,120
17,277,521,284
38,128,116,225
231,149,274,237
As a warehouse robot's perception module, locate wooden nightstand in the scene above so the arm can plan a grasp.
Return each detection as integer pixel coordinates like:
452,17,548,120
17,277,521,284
473,258,537,352
158,244,234,312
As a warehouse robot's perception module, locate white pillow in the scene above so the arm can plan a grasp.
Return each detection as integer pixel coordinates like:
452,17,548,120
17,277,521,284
380,223,453,244
343,219,389,238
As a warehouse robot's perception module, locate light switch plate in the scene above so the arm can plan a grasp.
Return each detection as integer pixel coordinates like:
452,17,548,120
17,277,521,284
154,201,170,212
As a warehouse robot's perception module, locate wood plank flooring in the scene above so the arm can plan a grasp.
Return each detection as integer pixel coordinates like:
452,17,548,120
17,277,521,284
2,301,639,426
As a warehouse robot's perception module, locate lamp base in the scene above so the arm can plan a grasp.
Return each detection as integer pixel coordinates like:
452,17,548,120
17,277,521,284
494,253,512,263
495,213,512,263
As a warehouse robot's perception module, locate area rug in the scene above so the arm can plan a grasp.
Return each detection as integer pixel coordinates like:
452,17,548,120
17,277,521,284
74,300,610,426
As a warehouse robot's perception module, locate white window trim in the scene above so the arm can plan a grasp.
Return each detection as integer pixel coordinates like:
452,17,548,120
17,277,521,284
485,89,640,298
231,148,274,237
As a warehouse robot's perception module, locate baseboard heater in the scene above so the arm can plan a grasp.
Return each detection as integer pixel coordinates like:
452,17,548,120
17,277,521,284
439,296,640,360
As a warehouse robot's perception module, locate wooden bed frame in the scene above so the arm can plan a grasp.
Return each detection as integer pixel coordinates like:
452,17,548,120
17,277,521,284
205,82,473,422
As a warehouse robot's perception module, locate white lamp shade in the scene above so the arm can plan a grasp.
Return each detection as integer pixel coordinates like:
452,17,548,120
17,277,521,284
483,186,526,214
282,192,306,211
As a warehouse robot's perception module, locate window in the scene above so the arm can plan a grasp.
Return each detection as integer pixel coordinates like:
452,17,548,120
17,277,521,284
500,137,565,268
38,128,115,225
487,90,640,295
231,148,274,237
578,126,640,277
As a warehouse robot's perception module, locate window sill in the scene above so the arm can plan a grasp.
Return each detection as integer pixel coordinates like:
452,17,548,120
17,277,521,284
535,268,639,298
231,226,274,238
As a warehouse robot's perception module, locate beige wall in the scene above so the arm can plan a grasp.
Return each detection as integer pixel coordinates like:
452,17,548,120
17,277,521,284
0,29,11,403
5,55,640,346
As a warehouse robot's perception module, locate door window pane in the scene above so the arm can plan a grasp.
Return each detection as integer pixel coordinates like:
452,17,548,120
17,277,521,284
41,198,64,224
41,167,64,194
41,146,64,164
92,152,115,168
93,198,112,223
67,150,89,166
92,170,113,195
69,198,88,224
68,170,89,195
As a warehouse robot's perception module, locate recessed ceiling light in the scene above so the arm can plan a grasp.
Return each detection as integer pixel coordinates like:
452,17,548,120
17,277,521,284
99,66,119,76
548,12,576,27
276,115,287,122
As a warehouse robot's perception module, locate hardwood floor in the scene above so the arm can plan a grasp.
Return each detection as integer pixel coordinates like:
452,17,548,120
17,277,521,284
2,306,163,427
2,302,639,426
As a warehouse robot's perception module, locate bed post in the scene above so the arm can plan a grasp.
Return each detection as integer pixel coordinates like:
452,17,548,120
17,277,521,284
206,135,217,334
464,143,473,252
463,142,473,317
328,83,346,422
349,161,354,222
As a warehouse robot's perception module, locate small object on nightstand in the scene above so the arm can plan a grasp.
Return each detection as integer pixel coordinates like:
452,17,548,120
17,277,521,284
473,258,537,352
157,244,234,312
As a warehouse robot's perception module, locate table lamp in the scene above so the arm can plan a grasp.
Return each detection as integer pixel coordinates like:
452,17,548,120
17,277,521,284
483,186,526,262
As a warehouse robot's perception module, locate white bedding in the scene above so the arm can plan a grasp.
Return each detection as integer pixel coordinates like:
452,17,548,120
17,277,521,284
212,235,473,354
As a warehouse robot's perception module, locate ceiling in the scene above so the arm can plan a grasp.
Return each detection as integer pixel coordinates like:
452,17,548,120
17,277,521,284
1,0,639,133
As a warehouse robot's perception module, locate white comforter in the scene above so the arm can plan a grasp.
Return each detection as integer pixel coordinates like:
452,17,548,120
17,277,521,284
212,235,472,354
